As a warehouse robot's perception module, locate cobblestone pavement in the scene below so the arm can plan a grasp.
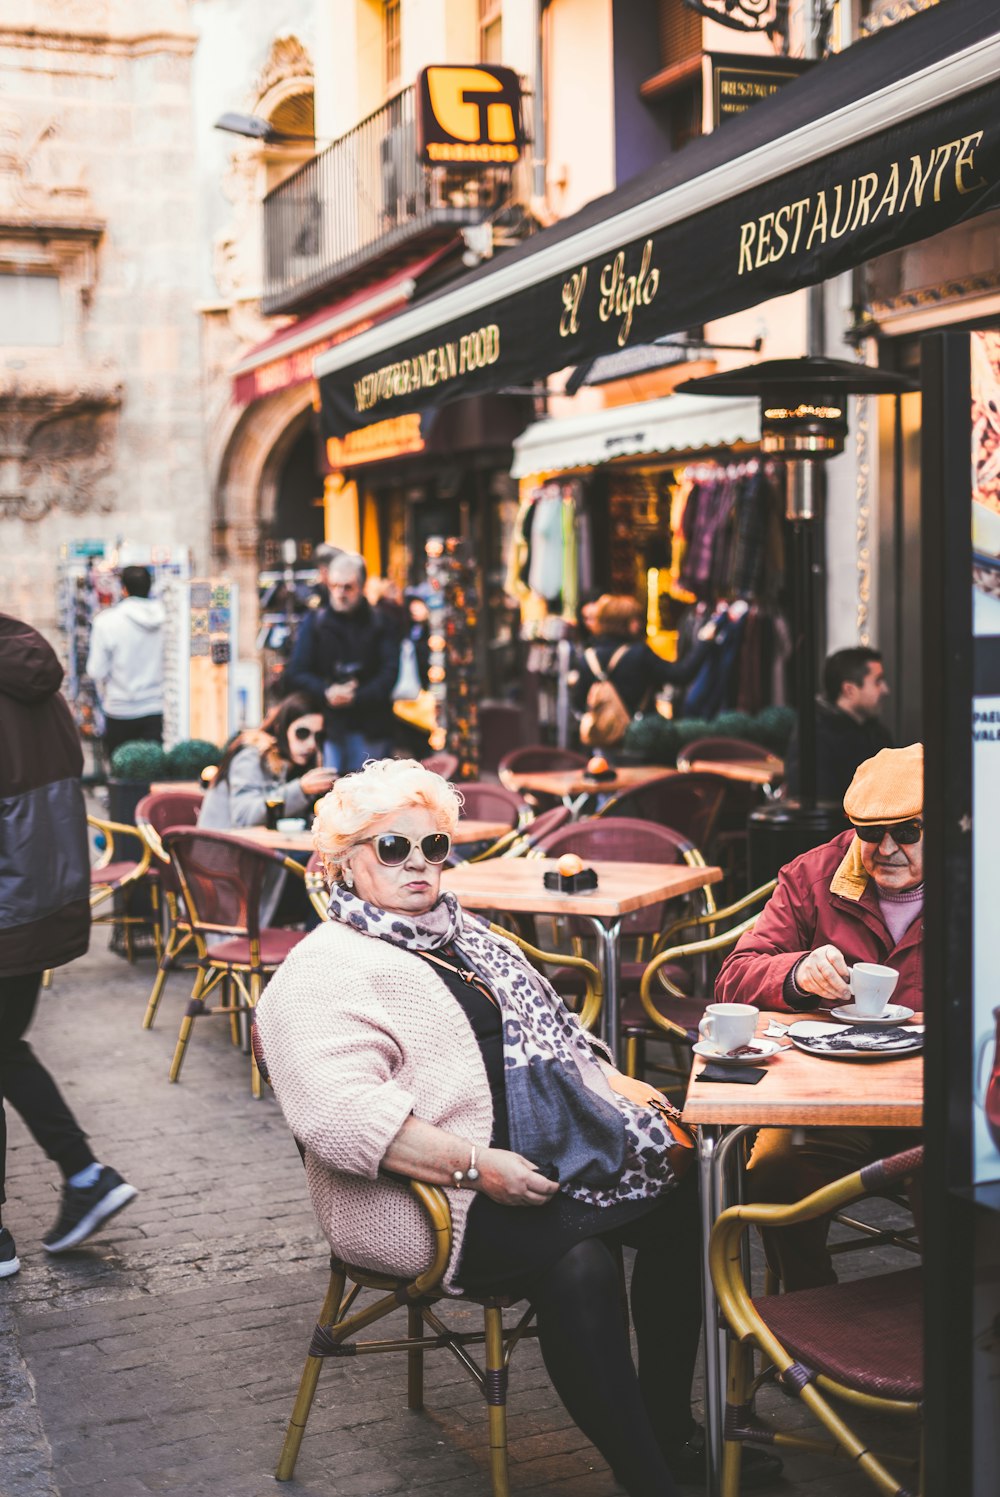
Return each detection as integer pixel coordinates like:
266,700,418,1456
1,937,919,1497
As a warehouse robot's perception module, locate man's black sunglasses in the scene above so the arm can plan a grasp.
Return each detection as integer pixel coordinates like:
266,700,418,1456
359,832,452,867
853,818,923,845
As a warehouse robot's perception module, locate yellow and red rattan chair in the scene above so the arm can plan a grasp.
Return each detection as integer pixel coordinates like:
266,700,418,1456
88,813,156,964
250,1023,539,1497
632,880,778,1084
710,1146,924,1497
163,828,309,1096
135,790,203,1029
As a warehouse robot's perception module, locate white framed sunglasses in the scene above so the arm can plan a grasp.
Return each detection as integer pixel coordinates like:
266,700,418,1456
358,831,452,867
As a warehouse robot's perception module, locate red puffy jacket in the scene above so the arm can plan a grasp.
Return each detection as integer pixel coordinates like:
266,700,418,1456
716,829,923,1013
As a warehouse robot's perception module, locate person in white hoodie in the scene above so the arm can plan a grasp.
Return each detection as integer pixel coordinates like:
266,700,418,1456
86,565,166,758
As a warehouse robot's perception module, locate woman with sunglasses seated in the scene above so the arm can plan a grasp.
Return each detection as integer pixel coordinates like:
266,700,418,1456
255,757,778,1495
198,693,336,924
716,743,924,1290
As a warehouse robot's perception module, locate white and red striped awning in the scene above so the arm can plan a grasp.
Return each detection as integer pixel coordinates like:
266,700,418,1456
231,245,456,406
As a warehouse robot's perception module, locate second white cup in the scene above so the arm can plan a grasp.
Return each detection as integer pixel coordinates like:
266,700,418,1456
698,1002,758,1056
848,962,899,1016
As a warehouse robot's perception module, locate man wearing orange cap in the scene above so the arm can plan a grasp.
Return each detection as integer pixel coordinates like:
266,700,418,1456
715,744,923,1288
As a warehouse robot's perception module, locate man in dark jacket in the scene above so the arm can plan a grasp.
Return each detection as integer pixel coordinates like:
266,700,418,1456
716,743,923,1289
284,552,399,773
785,646,893,803
0,614,137,1278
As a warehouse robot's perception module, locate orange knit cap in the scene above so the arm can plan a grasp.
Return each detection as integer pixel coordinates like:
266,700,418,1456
843,743,923,824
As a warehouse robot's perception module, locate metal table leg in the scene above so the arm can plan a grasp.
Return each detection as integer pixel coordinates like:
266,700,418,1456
588,916,622,1064
700,1123,760,1497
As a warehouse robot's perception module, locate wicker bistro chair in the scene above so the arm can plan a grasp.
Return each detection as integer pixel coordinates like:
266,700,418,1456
458,781,532,829
597,770,728,856
420,751,460,780
676,737,781,771
163,829,309,1097
498,745,589,810
634,879,779,1079
249,1027,541,1497
710,1147,925,1497
135,791,203,1029
88,814,156,964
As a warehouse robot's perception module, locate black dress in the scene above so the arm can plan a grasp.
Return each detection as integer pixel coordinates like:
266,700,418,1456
421,953,661,1295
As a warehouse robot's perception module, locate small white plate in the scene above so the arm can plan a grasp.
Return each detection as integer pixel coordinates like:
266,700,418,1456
693,1039,781,1066
830,1002,915,1027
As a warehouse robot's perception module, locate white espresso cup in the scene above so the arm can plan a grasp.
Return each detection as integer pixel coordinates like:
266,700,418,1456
698,1002,758,1056
848,962,899,1016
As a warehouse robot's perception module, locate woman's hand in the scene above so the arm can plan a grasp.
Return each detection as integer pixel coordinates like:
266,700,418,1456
475,1147,560,1208
300,766,338,798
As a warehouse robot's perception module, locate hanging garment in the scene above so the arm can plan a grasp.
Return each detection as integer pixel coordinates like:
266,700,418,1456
576,506,594,595
728,469,769,598
561,496,579,620
527,491,565,602
505,495,534,599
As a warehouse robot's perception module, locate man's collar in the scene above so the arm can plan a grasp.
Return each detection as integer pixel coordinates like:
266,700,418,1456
830,835,869,901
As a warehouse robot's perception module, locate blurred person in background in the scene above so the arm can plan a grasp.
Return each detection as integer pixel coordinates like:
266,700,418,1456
85,565,165,758
785,646,893,805
284,552,399,774
0,613,137,1277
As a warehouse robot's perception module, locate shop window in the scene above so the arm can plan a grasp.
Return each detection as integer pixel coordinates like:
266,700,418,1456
384,0,401,95
639,0,704,152
0,272,62,346
479,0,502,64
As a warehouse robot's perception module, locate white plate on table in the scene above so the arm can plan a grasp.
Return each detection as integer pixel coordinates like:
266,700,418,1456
692,1039,781,1067
830,1002,915,1027
787,1021,924,1061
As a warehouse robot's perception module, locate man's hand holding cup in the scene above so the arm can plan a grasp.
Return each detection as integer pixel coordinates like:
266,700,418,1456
794,944,851,1001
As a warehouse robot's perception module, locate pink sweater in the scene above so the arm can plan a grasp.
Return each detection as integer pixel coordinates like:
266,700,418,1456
876,884,924,948
255,920,494,1291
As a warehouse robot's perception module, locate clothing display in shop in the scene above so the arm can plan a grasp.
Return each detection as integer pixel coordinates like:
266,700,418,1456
674,600,791,719
675,463,784,603
506,481,592,619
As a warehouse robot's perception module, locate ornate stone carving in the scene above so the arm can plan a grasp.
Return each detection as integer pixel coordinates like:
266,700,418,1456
0,105,94,222
254,33,312,106
0,380,121,521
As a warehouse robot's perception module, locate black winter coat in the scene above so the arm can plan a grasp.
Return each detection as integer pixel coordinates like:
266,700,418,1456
784,697,894,805
0,614,91,977
571,634,710,718
285,599,399,739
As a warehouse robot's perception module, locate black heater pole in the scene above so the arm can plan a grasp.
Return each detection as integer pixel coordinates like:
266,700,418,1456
790,460,821,810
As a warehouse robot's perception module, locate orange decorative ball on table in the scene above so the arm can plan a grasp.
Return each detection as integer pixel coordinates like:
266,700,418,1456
584,753,615,783
545,850,598,894
557,854,584,878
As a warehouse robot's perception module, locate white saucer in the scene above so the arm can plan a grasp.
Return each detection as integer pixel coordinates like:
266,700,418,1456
693,1039,781,1067
830,1002,914,1027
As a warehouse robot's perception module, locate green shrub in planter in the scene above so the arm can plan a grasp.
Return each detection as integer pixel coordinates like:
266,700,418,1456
623,714,682,765
109,740,168,783
754,705,796,753
165,739,221,781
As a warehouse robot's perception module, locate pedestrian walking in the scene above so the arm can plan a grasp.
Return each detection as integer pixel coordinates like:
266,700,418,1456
284,552,399,773
85,564,165,758
0,613,137,1277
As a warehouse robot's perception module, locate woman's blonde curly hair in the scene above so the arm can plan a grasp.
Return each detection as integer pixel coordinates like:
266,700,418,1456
312,758,462,883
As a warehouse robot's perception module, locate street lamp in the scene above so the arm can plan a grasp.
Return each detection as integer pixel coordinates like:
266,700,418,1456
214,112,317,144
677,356,917,876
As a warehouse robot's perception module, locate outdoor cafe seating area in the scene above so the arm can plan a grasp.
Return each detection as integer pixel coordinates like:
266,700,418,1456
84,742,925,1497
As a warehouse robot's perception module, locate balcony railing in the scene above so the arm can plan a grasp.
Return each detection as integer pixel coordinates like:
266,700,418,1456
262,85,514,316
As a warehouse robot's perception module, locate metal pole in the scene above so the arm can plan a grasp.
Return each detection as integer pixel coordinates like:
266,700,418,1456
788,463,821,808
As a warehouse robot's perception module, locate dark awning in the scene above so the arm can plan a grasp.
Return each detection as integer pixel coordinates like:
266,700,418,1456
317,0,1000,439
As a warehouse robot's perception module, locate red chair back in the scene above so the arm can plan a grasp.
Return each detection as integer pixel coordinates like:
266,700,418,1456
457,781,527,829
136,790,204,897
678,737,775,765
598,771,725,853
535,817,695,937
421,752,460,780
163,829,284,943
518,805,571,850
498,744,588,784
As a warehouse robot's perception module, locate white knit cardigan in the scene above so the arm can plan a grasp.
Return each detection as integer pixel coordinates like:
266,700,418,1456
255,920,494,1291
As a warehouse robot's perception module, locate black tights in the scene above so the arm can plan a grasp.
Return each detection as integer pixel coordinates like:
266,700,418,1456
527,1174,702,1497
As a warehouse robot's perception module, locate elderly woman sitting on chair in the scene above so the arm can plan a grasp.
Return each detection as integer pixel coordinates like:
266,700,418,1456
256,759,779,1495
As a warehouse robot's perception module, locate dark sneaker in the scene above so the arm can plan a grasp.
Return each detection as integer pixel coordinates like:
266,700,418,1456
0,1227,19,1278
43,1167,137,1254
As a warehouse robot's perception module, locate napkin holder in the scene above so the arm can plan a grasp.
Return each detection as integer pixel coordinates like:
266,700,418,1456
544,866,599,894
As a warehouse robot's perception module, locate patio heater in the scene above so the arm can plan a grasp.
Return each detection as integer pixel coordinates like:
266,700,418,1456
677,357,917,881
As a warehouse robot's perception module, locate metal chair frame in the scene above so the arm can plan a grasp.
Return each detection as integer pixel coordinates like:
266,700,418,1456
710,1148,924,1497
88,814,156,965
276,1181,538,1497
163,829,309,1097
135,794,204,1029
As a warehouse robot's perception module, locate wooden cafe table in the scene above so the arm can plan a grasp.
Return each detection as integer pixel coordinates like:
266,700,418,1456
442,857,721,1063
682,1009,923,1496
502,764,677,815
